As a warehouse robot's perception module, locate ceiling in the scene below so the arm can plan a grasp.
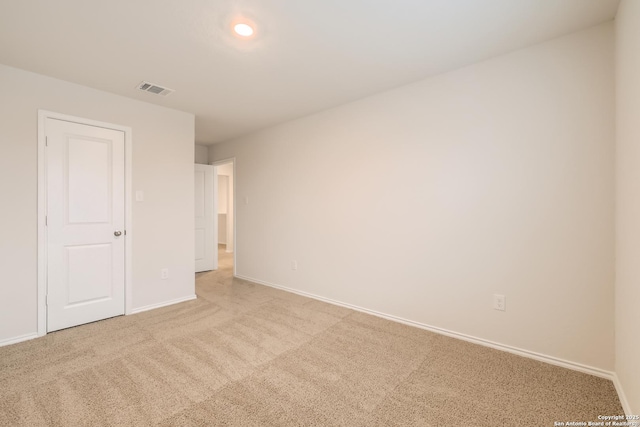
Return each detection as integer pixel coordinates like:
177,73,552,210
0,0,620,144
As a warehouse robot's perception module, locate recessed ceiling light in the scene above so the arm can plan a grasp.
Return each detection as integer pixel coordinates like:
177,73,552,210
233,23,254,37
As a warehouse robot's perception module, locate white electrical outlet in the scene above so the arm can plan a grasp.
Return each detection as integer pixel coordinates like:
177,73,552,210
291,260,298,270
161,268,169,279
493,294,506,311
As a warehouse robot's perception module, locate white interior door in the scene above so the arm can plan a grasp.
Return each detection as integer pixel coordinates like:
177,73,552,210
195,164,216,272
46,118,126,332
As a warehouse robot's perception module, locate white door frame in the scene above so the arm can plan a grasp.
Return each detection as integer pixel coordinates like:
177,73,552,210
211,158,236,277
37,110,133,337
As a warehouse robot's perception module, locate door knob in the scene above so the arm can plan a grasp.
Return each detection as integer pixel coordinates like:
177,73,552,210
114,231,122,237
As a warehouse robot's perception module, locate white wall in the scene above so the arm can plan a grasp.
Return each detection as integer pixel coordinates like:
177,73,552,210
218,175,228,244
0,64,195,344
218,175,229,214
211,23,615,370
615,0,640,414
195,144,209,164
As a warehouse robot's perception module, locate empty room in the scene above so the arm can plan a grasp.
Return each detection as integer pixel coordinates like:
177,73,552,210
1,0,639,425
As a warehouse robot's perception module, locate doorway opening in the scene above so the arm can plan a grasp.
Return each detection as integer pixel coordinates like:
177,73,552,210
213,159,235,274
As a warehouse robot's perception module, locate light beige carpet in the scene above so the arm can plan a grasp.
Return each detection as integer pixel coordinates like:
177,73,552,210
0,249,623,426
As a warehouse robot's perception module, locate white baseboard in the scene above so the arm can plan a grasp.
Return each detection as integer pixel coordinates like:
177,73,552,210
236,274,617,382
0,332,39,348
0,296,198,348
130,294,197,315
612,373,633,415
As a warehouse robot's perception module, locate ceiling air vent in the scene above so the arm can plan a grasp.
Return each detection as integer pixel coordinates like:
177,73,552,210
136,81,174,97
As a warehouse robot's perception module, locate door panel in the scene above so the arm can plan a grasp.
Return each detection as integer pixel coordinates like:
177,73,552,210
195,164,216,272
67,138,111,224
66,244,112,305
46,118,125,332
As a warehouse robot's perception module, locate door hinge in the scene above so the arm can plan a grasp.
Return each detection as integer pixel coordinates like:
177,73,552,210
45,136,48,147
45,294,49,305
45,215,48,226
